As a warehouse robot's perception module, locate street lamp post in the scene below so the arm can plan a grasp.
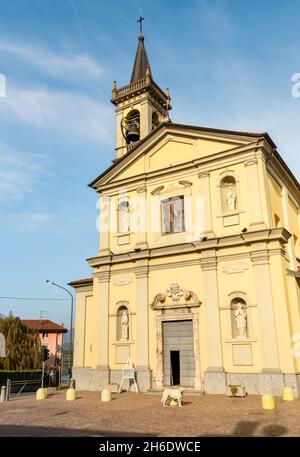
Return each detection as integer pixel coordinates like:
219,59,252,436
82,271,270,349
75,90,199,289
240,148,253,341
46,280,74,381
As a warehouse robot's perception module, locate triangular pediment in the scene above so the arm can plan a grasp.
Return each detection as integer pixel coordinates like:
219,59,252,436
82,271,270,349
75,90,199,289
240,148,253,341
91,123,270,189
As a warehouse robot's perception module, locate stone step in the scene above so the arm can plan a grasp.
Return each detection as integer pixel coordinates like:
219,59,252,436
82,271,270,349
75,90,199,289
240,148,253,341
146,388,205,396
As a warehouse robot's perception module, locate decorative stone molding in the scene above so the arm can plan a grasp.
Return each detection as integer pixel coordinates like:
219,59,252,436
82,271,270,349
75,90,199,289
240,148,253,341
200,257,218,271
219,169,235,176
151,185,164,195
136,185,147,194
154,307,202,389
135,266,149,279
93,266,110,283
178,180,193,187
244,158,258,167
222,262,248,274
87,228,290,269
116,300,129,308
150,283,200,310
250,249,269,265
135,259,149,279
228,291,247,301
113,275,133,286
198,171,210,179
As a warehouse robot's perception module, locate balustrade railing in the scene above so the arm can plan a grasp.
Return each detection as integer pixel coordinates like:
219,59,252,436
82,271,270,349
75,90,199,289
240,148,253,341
115,77,147,98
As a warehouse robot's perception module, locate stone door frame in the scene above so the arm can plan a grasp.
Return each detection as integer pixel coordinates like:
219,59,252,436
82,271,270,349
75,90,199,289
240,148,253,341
154,308,201,390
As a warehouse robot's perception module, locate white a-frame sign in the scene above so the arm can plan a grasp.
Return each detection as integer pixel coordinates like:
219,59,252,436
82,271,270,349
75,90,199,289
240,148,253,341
118,358,139,394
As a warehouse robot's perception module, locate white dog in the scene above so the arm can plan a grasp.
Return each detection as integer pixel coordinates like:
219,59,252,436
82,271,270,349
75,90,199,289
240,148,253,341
161,387,184,407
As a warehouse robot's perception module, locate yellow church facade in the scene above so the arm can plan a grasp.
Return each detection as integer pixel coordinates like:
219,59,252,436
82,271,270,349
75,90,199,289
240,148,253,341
70,33,300,395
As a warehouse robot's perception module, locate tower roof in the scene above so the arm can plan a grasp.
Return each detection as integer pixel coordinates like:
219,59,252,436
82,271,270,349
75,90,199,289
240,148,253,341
130,34,152,83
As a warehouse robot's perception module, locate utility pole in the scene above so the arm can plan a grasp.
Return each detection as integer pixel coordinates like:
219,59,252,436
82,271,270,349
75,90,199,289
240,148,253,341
46,281,74,381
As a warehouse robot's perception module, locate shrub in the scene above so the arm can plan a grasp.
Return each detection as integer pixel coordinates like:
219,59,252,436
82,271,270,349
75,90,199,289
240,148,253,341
0,369,43,384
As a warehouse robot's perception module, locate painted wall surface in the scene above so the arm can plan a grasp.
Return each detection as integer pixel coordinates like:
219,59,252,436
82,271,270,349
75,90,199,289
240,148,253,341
40,331,64,367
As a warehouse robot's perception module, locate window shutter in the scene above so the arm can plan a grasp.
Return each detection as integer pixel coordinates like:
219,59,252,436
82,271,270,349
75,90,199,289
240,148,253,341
162,200,170,233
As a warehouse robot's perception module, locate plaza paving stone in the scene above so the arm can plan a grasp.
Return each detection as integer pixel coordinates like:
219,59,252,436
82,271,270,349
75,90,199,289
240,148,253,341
0,391,299,437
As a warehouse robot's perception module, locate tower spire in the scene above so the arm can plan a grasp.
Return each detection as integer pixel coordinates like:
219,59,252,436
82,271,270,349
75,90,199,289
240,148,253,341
130,16,152,83
111,17,172,159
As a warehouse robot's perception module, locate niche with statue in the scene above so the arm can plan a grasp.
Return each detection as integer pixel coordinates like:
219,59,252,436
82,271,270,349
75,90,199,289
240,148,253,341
220,175,238,213
116,305,130,341
230,297,247,339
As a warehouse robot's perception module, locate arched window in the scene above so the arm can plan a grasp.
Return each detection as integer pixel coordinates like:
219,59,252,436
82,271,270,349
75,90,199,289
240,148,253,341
118,201,130,233
220,176,238,212
116,305,129,341
230,297,247,339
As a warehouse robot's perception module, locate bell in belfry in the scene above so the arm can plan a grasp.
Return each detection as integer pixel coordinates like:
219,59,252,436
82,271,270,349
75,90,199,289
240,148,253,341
126,120,140,143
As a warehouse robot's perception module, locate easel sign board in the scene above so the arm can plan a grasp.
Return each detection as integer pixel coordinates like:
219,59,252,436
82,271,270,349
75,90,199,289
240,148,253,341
122,368,135,379
118,368,139,394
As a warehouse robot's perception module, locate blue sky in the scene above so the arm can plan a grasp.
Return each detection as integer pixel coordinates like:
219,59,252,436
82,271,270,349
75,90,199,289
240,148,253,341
0,0,300,328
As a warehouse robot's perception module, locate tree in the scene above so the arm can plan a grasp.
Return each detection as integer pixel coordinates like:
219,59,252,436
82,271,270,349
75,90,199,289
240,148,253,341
0,315,41,370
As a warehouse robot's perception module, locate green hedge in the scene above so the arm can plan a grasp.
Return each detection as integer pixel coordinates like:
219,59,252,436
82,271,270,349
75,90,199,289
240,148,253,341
0,370,43,384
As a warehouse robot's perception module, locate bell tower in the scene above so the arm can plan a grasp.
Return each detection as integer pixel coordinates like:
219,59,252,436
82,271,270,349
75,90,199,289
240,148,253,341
111,20,171,159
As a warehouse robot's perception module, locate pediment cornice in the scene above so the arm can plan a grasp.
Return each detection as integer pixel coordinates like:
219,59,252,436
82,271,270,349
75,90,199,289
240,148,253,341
91,124,269,192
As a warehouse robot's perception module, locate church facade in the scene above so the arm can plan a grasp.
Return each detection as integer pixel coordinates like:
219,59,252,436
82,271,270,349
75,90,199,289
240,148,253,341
70,32,300,395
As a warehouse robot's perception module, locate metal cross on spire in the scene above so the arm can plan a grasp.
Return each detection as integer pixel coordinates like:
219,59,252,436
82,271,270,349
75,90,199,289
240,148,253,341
137,12,145,34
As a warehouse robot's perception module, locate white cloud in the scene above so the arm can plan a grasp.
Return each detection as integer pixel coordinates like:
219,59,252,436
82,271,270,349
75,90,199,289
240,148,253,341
0,41,103,82
0,141,48,201
0,84,114,142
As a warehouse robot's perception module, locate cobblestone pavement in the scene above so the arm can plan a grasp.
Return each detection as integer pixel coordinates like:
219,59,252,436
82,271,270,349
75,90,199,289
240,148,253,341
0,391,299,437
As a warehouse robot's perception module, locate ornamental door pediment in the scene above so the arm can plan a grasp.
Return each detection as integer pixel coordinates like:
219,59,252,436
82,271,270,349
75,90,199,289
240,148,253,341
150,283,201,310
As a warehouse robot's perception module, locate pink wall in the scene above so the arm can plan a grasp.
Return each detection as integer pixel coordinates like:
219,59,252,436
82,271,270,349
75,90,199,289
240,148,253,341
39,331,64,367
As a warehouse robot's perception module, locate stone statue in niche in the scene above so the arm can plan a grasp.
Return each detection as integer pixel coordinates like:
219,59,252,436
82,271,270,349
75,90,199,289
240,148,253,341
226,188,237,211
235,302,247,338
119,201,130,233
121,310,129,340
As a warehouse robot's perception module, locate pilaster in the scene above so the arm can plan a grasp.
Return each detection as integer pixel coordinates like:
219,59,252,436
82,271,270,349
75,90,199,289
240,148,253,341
197,171,214,237
200,252,225,392
282,186,296,270
140,99,152,139
244,159,265,229
73,291,86,368
250,245,280,371
115,108,124,155
98,196,112,256
135,259,150,389
134,185,148,249
94,265,110,370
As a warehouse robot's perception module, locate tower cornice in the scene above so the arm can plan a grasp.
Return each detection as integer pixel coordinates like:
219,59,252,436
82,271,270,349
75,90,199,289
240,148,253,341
111,77,171,110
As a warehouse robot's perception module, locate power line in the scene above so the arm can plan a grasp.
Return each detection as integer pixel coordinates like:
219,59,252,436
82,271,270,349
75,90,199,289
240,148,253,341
0,296,70,301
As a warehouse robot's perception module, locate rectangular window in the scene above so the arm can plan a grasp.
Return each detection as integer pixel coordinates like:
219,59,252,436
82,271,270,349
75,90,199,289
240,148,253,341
161,196,185,234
